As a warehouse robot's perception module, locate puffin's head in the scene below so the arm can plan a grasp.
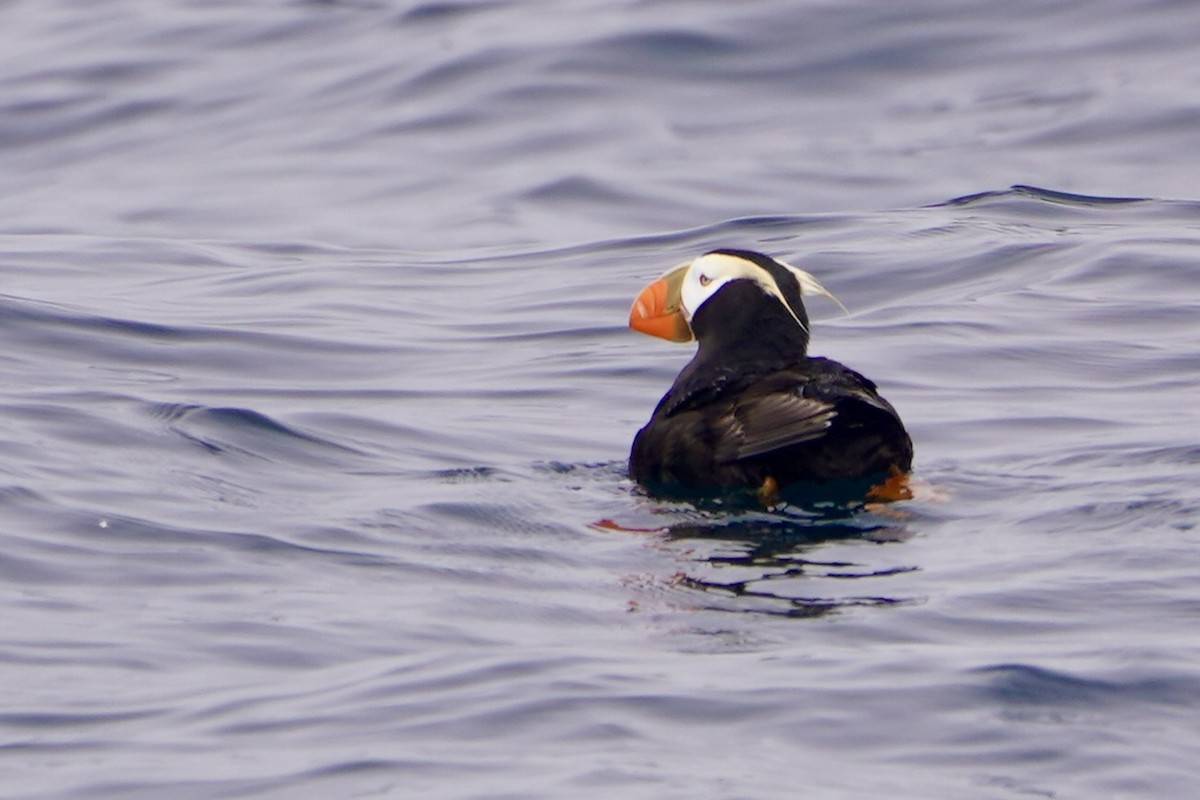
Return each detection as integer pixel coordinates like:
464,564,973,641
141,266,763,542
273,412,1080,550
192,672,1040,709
628,249,843,343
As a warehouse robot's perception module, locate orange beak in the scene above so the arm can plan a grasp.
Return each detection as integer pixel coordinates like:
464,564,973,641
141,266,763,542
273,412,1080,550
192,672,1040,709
628,264,693,342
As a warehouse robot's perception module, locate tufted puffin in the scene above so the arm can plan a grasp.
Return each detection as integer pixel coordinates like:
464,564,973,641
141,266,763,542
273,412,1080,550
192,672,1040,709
627,249,912,499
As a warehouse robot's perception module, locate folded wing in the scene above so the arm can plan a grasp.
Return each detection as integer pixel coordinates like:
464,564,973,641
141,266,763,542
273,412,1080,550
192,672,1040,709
715,391,837,464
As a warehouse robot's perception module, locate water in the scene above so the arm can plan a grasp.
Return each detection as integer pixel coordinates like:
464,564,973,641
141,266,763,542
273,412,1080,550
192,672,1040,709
3,1,1200,798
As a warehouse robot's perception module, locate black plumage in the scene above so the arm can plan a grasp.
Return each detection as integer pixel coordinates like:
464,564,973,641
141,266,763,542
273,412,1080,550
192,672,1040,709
628,249,912,496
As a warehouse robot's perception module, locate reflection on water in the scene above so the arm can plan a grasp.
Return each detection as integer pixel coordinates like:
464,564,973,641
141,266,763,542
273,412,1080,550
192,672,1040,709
607,497,920,618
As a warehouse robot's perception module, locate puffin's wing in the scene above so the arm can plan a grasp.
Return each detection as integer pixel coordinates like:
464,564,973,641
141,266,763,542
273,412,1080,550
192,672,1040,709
714,392,836,464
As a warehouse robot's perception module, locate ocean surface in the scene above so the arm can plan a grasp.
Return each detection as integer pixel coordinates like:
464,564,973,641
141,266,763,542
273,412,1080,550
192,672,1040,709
3,1,1200,798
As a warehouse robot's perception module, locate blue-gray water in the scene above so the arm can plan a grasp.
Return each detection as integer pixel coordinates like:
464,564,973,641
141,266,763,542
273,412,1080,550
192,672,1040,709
3,2,1200,798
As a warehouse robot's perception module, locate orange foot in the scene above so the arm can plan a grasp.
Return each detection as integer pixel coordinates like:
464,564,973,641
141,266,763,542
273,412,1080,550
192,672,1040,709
865,468,948,515
756,475,780,507
866,466,914,503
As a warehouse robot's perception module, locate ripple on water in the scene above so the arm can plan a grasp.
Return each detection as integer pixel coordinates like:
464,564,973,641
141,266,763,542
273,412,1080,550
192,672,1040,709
2,5,1200,793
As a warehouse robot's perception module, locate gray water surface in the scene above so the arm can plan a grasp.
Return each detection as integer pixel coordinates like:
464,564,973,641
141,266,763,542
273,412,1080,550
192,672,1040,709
3,2,1200,798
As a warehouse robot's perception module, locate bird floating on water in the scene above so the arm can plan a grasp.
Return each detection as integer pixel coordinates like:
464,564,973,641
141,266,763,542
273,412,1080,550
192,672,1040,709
627,248,913,502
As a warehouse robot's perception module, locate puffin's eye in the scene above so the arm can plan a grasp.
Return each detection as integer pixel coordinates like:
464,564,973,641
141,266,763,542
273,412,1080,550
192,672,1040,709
698,273,712,287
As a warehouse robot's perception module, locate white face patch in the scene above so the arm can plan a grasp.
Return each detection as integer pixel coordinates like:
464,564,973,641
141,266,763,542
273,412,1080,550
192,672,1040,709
679,252,810,330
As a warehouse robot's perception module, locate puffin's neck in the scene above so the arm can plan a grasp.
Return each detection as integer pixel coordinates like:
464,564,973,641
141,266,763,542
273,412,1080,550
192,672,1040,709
658,287,811,415
690,281,811,366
